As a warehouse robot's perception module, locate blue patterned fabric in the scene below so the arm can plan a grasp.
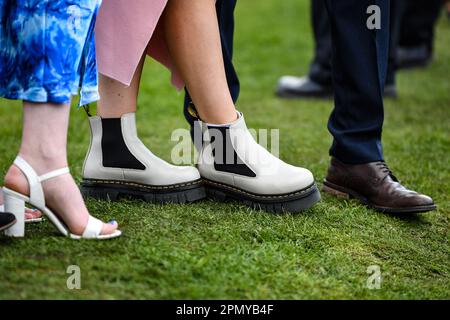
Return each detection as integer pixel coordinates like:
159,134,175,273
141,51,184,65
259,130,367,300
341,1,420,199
0,0,102,106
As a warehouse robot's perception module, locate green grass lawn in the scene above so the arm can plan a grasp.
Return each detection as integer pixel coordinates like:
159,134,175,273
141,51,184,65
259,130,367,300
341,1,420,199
0,0,449,299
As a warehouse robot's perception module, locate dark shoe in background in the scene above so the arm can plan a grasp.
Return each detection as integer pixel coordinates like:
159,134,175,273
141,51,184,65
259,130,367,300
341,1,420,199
277,76,398,99
276,76,333,99
0,212,16,232
396,45,432,70
323,157,437,214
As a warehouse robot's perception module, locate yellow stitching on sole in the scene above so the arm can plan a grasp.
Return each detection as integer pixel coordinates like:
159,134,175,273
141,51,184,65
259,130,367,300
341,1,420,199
83,179,202,191
204,179,316,200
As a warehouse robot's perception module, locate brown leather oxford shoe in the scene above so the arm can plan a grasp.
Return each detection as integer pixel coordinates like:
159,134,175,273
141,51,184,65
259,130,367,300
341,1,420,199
323,158,437,214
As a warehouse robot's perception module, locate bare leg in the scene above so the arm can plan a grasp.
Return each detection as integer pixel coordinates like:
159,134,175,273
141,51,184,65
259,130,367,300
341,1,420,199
4,102,118,235
162,0,237,124
97,51,146,118
97,0,236,124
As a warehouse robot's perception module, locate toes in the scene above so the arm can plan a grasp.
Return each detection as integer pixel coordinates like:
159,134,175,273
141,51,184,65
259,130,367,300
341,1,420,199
101,220,119,235
33,210,43,219
25,208,42,218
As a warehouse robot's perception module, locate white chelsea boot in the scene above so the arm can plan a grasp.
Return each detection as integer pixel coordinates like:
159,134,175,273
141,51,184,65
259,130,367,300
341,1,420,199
81,113,205,203
197,112,320,213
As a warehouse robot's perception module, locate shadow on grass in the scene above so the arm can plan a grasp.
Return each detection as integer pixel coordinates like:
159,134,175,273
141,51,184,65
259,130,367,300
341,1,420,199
386,211,432,226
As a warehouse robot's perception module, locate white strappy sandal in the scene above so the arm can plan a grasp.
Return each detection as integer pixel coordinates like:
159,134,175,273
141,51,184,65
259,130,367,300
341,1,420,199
3,156,121,239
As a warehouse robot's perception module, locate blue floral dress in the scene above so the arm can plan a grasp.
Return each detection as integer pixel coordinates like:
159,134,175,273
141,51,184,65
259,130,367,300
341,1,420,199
0,0,102,106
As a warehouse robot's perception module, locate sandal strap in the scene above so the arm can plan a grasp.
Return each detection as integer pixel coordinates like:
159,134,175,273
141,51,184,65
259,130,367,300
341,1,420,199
14,156,45,208
81,215,103,239
13,156,70,209
39,168,70,182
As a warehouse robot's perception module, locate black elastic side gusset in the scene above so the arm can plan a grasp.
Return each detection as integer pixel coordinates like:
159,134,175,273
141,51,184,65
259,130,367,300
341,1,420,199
101,118,146,170
208,126,256,177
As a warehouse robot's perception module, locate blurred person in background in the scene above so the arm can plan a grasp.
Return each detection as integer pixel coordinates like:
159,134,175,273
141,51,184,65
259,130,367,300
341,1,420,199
277,0,444,99
397,0,444,69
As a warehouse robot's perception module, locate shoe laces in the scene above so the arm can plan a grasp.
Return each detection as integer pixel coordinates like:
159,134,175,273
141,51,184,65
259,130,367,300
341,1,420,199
375,161,398,181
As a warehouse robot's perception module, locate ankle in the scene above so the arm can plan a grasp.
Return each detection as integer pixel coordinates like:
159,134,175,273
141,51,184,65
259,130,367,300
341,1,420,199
18,151,68,175
98,112,125,119
202,110,239,125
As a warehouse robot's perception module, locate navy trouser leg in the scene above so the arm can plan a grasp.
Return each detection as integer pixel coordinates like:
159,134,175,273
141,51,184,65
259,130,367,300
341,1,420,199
309,0,333,86
183,0,240,138
324,0,390,164
309,0,399,88
386,0,407,86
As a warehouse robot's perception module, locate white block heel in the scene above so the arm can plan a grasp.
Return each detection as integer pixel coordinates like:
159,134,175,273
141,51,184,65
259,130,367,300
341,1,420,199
3,156,121,240
1,202,43,224
3,192,25,237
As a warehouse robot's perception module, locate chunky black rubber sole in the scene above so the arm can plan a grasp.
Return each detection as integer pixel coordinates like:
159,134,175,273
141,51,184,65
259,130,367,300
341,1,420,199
80,178,206,204
203,179,321,213
322,180,437,214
